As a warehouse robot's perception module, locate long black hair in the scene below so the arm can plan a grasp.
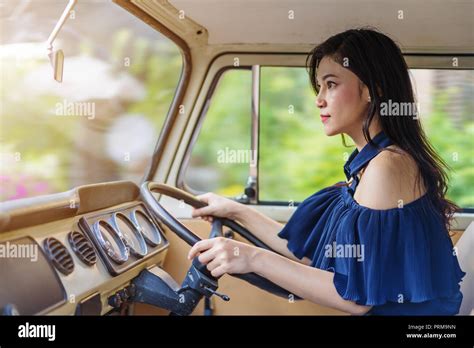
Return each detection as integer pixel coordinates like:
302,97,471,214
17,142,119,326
306,27,458,228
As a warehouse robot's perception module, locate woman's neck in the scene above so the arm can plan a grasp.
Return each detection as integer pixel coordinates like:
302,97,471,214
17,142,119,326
347,122,383,151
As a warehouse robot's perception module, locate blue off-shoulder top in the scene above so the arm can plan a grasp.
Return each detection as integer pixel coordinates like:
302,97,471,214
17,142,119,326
278,131,465,315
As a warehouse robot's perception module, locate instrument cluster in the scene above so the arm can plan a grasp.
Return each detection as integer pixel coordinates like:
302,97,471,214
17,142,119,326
79,204,168,276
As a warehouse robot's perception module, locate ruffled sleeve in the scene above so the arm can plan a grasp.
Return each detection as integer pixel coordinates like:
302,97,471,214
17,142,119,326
278,185,466,307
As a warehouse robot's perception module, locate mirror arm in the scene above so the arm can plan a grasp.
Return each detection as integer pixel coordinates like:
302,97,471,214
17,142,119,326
46,0,77,52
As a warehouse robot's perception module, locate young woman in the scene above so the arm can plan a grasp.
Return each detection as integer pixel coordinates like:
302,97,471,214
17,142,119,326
188,28,465,315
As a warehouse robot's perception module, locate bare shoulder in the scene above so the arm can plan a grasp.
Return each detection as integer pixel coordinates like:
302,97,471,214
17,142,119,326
354,146,426,209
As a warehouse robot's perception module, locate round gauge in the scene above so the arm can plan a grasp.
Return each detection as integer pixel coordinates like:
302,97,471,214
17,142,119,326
93,220,129,264
113,213,147,258
133,210,162,247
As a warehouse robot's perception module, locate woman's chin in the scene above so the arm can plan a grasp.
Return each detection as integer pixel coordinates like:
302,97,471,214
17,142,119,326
322,124,340,136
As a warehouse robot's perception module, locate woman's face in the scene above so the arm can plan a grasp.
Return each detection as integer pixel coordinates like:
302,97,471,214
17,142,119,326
315,56,370,137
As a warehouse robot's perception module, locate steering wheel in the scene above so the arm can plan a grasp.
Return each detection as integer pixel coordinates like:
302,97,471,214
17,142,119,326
140,181,299,299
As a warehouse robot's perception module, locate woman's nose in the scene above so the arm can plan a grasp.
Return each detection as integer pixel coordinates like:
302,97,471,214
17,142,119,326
315,94,326,108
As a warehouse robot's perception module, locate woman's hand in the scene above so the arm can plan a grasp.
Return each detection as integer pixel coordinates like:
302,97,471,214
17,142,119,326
191,192,244,223
187,237,260,278
191,192,304,264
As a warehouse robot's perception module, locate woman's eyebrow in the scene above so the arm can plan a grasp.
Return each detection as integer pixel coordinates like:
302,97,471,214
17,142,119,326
316,73,339,85
322,73,338,80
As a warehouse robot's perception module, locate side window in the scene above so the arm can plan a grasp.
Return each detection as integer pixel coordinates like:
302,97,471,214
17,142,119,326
411,69,473,208
259,67,345,203
183,69,252,197
0,1,182,202
259,66,473,208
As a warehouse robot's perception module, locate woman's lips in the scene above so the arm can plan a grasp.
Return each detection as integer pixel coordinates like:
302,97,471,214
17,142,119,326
320,114,331,123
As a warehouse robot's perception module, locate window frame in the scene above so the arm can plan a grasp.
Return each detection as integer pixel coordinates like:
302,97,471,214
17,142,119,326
177,65,253,196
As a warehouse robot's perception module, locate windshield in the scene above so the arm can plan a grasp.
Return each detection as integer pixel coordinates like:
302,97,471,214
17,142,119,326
0,0,182,202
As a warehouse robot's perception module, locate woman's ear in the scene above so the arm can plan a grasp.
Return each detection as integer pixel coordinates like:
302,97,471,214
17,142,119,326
361,84,383,102
361,84,371,103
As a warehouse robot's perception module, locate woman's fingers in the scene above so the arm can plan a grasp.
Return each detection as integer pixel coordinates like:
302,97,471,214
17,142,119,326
198,246,219,264
187,238,215,260
191,205,213,218
196,192,212,203
191,193,212,218
210,265,227,278
205,257,221,272
191,213,213,224
203,216,214,222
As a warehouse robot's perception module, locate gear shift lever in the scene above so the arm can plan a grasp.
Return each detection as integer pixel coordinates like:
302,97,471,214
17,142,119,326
130,258,230,315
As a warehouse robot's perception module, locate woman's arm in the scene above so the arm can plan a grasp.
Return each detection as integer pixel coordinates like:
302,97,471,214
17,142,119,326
233,204,311,264
192,193,311,264
252,247,371,315
188,237,372,315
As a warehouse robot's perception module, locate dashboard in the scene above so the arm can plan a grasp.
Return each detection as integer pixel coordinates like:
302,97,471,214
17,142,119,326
0,181,171,315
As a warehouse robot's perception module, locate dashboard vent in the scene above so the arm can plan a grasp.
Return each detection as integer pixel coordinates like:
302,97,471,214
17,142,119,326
43,237,74,275
68,231,97,266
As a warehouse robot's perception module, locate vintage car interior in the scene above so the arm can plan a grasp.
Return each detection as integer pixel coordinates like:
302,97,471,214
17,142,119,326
0,0,473,316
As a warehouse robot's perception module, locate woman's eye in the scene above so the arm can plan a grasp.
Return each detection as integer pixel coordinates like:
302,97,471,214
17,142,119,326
327,81,336,89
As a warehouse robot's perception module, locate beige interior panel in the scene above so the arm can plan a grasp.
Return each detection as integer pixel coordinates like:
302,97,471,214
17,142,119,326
173,0,473,51
131,0,474,53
